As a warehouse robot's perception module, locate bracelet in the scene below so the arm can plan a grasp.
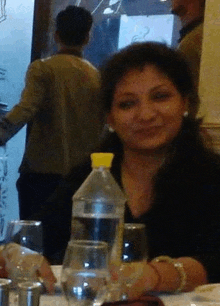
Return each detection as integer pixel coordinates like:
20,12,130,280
152,256,187,293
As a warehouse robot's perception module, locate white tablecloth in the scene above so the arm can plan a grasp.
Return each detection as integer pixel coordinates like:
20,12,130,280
6,291,214,306
40,292,211,306
9,266,215,306
39,292,220,306
39,293,192,306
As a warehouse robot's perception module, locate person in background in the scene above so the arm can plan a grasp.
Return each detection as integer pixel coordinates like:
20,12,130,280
171,0,205,111
33,42,220,296
0,5,103,220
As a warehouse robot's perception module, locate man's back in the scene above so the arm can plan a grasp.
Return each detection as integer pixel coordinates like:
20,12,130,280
178,21,204,90
6,53,102,175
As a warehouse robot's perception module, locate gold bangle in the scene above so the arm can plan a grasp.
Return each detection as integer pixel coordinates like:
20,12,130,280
152,255,187,293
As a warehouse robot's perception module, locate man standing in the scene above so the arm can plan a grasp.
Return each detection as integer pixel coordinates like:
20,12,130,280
0,6,103,219
171,0,206,95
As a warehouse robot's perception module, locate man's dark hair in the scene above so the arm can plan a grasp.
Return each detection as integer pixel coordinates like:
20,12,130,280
56,5,93,46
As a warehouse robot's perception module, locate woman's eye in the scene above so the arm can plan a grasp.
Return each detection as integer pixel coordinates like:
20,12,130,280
152,92,171,101
117,101,135,109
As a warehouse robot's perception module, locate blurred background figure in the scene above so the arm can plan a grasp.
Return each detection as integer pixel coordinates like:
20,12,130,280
171,0,206,105
0,5,103,220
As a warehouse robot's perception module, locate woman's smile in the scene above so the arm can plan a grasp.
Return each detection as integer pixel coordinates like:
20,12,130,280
107,64,187,152
133,125,163,135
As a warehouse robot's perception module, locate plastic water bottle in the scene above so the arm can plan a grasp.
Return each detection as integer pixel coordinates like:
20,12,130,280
71,153,126,264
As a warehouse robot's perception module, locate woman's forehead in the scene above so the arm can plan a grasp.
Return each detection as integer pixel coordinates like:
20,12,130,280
117,65,171,84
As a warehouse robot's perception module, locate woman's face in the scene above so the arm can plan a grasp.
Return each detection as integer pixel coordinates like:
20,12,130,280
107,64,188,153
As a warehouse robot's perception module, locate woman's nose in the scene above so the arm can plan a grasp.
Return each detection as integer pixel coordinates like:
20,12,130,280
136,101,157,121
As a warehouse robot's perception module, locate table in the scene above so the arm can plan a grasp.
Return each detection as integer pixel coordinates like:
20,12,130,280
39,292,219,306
39,292,192,306
40,291,214,306
10,266,214,306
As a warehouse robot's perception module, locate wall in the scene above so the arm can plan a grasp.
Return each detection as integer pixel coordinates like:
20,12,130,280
198,0,220,151
0,0,34,238
47,0,180,67
199,0,220,122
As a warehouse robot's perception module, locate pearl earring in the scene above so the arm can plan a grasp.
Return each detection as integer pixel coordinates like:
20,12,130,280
108,125,115,133
183,111,189,117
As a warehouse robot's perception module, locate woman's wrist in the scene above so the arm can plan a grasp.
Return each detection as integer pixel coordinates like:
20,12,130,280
147,262,161,291
147,256,207,293
147,257,186,293
151,256,186,292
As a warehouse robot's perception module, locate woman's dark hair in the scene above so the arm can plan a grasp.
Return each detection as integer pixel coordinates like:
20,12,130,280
56,5,93,46
100,42,200,119
200,0,206,11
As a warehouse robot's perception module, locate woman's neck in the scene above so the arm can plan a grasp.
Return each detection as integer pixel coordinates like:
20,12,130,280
121,148,167,217
122,148,167,178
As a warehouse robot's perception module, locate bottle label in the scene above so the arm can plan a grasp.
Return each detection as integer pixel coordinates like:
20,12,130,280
84,202,115,214
72,200,125,217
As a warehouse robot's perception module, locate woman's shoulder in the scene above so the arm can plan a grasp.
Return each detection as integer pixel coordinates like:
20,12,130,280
167,120,220,183
158,132,220,195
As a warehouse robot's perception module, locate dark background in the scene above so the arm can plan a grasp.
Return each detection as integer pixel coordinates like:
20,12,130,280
31,0,181,67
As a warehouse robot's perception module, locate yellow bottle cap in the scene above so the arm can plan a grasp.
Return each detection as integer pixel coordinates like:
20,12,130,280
91,153,114,168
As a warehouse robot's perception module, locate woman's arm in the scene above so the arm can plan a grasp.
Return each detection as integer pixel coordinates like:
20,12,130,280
118,256,207,299
148,257,207,292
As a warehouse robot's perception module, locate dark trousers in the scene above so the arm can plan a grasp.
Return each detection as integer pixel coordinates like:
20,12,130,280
16,173,62,220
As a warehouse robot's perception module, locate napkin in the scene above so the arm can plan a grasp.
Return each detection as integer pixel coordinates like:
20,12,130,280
103,294,165,306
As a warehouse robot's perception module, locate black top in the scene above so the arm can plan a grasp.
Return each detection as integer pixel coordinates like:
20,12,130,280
32,119,220,283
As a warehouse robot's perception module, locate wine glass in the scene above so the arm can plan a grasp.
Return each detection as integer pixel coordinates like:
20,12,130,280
61,240,110,306
119,223,148,299
106,223,148,301
4,220,43,287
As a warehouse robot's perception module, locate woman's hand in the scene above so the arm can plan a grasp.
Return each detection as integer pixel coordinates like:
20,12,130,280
110,261,159,299
1,243,57,294
37,256,57,294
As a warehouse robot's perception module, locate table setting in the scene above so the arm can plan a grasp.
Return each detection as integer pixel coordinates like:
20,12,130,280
36,266,220,306
4,221,220,306
10,264,216,306
2,154,220,306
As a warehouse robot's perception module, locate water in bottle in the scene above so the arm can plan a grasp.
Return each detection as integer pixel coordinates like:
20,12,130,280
71,153,126,264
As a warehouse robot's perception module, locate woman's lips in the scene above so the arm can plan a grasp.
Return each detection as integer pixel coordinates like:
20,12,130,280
133,126,162,135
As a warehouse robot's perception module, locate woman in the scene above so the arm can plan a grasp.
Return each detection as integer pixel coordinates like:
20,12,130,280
32,42,220,297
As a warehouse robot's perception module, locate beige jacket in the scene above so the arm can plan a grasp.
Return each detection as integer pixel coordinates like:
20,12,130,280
4,53,102,175
178,22,204,90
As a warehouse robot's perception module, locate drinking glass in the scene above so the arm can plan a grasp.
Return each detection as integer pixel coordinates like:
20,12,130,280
4,220,43,287
119,223,148,298
61,240,110,306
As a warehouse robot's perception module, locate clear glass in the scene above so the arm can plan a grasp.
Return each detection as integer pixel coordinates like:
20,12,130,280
109,223,148,301
4,220,43,287
122,223,148,263
61,240,110,306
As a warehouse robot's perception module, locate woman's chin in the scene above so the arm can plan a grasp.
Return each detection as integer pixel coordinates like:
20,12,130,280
126,138,169,153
